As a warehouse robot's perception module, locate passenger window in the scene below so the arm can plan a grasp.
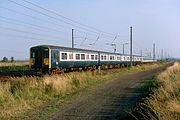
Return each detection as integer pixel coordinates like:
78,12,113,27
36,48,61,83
101,55,103,60
86,54,89,60
69,53,73,59
110,56,113,60
76,54,80,60
117,56,120,60
61,53,67,60
81,54,85,60
91,55,94,60
104,56,106,60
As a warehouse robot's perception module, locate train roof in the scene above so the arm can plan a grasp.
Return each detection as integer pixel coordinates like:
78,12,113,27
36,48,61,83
31,45,142,57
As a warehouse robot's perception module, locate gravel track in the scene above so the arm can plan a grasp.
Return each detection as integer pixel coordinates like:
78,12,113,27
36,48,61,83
45,64,170,120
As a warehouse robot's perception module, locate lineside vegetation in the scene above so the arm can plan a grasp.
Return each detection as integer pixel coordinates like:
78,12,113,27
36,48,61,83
0,61,28,67
0,61,30,72
131,62,180,120
0,62,165,119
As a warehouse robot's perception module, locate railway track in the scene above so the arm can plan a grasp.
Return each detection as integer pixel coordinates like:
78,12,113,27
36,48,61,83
0,70,42,82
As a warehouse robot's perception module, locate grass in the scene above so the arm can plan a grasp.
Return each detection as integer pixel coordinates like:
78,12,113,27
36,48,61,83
0,62,167,120
0,61,30,72
0,61,28,67
131,62,180,120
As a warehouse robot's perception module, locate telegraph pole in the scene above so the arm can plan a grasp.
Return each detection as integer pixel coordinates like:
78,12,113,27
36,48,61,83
161,49,163,60
130,26,133,67
123,44,125,55
72,29,74,49
141,49,142,57
153,43,155,61
165,52,167,61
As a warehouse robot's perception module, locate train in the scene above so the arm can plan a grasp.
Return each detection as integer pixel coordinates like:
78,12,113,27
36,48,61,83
29,45,155,73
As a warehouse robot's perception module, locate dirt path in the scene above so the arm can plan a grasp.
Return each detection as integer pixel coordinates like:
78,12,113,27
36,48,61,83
45,64,170,120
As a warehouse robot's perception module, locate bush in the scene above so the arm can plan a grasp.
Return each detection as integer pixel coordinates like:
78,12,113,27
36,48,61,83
2,57,8,62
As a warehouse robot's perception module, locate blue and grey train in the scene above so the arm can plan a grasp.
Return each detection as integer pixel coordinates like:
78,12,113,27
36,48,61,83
30,45,145,73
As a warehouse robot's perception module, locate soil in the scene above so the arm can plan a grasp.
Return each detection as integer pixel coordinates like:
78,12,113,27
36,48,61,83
45,64,170,120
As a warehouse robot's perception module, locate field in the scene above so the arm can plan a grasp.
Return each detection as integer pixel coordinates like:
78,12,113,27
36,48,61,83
0,61,28,67
0,62,168,119
131,62,180,120
0,61,30,72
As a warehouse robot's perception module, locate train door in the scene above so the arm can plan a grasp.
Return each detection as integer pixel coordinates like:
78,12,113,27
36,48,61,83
35,48,43,68
52,50,59,68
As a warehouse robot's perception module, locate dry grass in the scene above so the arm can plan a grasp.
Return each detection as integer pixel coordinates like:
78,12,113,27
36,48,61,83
0,62,166,119
133,62,180,120
0,61,28,67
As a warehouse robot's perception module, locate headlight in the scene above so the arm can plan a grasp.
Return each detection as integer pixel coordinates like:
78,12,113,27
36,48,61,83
30,58,35,65
44,58,49,65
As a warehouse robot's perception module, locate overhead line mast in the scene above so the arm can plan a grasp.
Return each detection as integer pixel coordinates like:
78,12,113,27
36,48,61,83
153,43,156,61
130,26,133,67
72,29,74,49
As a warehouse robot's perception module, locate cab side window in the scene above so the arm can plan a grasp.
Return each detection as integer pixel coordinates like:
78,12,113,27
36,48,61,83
44,49,49,58
31,52,35,58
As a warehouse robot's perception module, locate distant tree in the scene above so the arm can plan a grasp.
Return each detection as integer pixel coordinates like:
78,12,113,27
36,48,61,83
11,56,14,62
2,57,8,62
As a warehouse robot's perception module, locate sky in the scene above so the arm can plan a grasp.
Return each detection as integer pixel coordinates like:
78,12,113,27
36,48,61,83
0,0,180,60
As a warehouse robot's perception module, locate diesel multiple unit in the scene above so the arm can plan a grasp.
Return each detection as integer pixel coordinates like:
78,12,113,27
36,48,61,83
30,45,150,73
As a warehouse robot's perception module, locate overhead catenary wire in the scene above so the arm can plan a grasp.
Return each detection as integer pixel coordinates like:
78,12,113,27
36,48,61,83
0,7,72,31
0,7,117,40
110,36,117,44
89,36,100,45
79,35,87,46
0,15,70,35
7,0,103,35
0,18,70,37
0,16,105,46
0,33,68,43
0,26,67,40
1,2,119,47
20,0,117,37
0,49,27,54
2,0,137,53
0,1,163,59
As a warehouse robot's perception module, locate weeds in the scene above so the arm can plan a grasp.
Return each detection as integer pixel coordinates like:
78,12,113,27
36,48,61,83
0,61,28,67
0,62,166,119
131,62,180,120
0,61,30,72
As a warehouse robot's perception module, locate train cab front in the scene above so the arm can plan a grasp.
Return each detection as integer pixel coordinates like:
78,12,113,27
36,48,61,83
29,46,51,73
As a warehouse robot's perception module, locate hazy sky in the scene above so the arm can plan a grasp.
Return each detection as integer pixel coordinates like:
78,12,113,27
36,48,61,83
0,0,180,60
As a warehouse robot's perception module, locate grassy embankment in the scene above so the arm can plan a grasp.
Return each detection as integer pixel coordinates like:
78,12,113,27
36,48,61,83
0,62,166,120
0,61,30,72
131,62,180,120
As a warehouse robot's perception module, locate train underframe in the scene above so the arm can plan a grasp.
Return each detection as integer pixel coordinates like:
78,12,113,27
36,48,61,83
39,62,141,74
